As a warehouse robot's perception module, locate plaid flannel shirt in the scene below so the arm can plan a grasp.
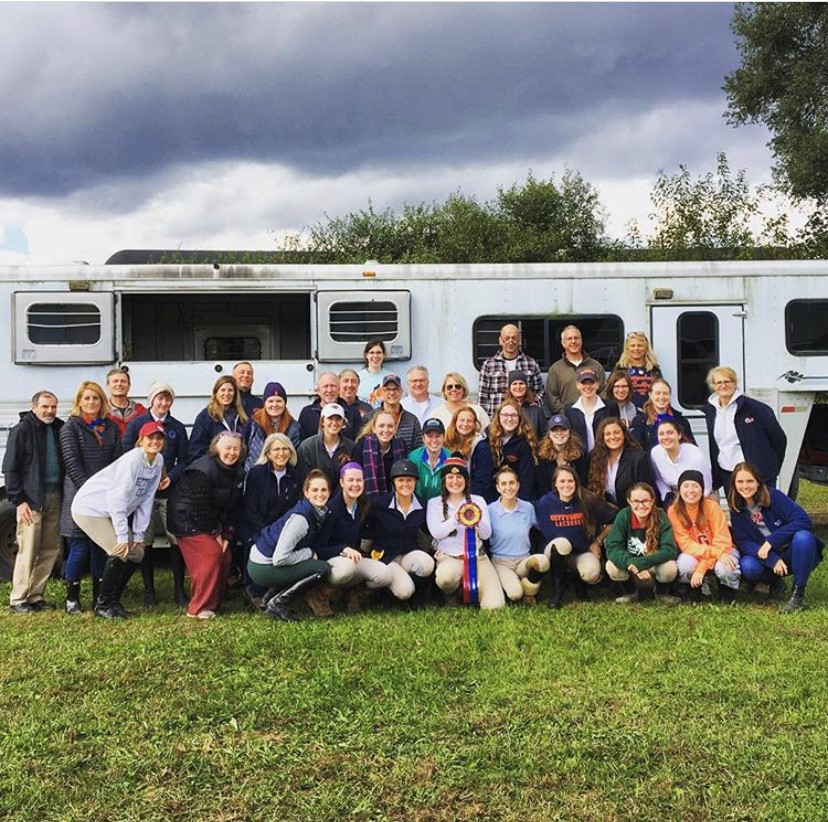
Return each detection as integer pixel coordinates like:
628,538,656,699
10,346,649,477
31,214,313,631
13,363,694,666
478,350,545,419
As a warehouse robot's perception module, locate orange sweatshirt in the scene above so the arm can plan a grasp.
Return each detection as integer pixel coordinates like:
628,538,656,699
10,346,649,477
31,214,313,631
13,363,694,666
667,498,734,575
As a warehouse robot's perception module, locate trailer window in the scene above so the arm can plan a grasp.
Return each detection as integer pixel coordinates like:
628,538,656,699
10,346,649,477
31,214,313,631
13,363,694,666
328,301,398,342
472,315,624,373
676,311,718,409
27,303,101,345
786,300,828,355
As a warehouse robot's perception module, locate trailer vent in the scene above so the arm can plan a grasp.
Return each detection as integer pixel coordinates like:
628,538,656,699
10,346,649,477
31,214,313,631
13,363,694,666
329,301,398,342
316,290,411,361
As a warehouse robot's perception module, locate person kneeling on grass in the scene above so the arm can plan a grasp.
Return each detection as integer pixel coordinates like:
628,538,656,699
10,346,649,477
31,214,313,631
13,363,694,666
426,456,505,610
248,469,333,623
362,459,435,608
604,482,680,606
728,461,823,613
70,421,167,619
534,466,615,610
668,469,740,605
487,465,549,605
307,462,395,617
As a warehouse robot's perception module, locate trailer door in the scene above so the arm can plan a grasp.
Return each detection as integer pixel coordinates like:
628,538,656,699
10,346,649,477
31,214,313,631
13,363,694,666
650,304,745,415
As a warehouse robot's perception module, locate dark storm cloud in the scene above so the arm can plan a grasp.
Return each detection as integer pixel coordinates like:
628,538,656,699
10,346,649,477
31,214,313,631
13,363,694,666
0,2,738,198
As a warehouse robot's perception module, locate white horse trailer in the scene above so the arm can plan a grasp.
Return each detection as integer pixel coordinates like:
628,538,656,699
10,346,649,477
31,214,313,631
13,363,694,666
1,258,826,573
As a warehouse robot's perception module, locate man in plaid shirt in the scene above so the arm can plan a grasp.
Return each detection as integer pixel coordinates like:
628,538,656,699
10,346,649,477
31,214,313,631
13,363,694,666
478,324,545,419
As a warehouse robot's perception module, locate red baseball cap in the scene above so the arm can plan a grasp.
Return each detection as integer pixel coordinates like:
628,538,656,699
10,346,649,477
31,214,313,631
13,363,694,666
138,421,166,439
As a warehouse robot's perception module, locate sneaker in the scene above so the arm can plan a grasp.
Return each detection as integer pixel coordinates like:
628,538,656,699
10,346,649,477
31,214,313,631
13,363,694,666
29,600,56,612
65,600,84,615
614,592,639,604
655,594,681,607
196,610,216,619
9,603,34,614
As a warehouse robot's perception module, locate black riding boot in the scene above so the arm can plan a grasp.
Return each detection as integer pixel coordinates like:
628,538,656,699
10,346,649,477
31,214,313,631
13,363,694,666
547,552,567,610
170,545,189,606
139,551,157,607
112,560,137,617
95,557,128,619
264,572,327,622
92,575,101,610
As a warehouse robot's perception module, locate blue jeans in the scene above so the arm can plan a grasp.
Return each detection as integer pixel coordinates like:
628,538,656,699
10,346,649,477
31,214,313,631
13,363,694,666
63,536,107,582
740,531,820,589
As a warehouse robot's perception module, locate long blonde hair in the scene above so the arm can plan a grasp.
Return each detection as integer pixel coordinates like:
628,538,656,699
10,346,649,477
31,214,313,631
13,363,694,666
617,332,659,370
70,381,110,418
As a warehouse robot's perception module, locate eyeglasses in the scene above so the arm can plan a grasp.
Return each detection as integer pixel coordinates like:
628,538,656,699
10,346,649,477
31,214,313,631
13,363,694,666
713,380,734,386
629,498,652,506
626,331,648,339
499,412,520,419
445,384,464,391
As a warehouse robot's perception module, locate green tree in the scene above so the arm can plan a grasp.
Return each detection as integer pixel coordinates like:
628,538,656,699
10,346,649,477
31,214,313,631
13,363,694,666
629,153,795,261
495,170,609,262
724,3,828,202
286,172,609,264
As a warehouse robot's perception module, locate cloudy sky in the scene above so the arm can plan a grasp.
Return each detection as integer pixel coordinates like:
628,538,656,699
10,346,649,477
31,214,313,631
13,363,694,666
0,2,781,265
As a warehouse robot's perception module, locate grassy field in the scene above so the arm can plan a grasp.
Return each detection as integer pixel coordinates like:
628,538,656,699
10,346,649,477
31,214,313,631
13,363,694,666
2,498,828,821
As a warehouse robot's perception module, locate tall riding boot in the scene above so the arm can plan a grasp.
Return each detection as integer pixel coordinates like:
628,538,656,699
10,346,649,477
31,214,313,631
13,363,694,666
547,552,567,610
65,581,83,615
95,557,128,619
170,545,189,606
781,585,805,614
140,551,157,607
264,572,327,622
92,576,101,610
112,560,137,617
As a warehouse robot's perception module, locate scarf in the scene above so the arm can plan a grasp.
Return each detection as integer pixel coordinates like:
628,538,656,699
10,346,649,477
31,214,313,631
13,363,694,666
361,436,406,496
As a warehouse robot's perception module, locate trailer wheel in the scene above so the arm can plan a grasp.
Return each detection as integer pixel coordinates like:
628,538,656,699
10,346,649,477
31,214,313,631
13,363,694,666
0,503,17,581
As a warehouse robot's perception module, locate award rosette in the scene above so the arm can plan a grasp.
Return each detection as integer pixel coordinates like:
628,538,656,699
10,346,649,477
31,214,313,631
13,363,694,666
457,501,482,605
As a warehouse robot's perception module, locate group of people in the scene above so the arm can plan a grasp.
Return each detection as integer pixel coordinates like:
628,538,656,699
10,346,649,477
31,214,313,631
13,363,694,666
4,325,822,622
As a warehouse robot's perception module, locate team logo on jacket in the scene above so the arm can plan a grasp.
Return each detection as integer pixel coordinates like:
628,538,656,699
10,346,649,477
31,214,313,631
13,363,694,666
744,417,754,424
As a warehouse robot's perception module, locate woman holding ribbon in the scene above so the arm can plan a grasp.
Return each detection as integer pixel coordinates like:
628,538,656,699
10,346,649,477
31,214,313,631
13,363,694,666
426,456,504,609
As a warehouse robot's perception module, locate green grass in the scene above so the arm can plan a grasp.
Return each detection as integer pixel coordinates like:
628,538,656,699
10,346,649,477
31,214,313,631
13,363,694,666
2,553,828,822
795,479,828,520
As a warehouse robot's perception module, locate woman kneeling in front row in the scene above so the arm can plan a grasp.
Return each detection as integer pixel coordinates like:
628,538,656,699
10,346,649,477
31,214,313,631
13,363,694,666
668,469,740,604
728,461,823,613
487,466,549,605
535,466,615,609
604,482,680,605
362,459,435,606
427,457,505,609
248,469,333,622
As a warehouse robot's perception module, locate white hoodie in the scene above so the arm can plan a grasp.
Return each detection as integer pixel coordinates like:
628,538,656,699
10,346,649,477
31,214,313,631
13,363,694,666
71,447,163,542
